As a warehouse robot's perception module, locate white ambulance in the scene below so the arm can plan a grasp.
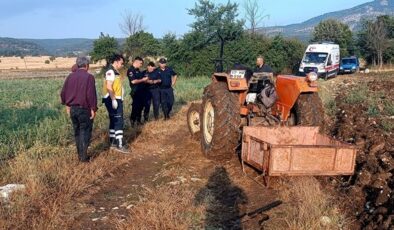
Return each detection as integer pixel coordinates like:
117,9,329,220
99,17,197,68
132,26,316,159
299,43,340,80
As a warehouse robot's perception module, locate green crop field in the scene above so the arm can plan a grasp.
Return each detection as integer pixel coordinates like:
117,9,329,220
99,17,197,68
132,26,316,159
0,75,210,160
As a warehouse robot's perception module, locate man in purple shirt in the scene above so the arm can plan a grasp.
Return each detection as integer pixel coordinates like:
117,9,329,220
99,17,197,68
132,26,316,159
61,56,97,162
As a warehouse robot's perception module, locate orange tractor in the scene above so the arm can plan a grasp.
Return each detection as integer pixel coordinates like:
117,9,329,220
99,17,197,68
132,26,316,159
187,70,356,179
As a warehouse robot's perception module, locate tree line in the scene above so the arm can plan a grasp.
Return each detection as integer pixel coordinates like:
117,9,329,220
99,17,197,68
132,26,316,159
312,16,394,69
90,0,394,77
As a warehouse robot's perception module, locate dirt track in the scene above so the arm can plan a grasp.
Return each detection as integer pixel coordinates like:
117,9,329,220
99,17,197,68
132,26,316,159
70,107,278,229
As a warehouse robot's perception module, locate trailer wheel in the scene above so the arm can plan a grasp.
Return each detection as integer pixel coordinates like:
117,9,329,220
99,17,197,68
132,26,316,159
200,81,241,160
187,103,201,141
294,92,324,127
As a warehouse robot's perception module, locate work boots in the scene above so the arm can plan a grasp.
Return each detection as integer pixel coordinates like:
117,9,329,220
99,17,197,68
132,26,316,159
109,137,117,148
110,138,131,154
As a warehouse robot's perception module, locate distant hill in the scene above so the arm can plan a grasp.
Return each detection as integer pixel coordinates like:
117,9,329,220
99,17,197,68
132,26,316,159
22,38,94,56
0,37,48,56
0,37,126,57
260,0,394,41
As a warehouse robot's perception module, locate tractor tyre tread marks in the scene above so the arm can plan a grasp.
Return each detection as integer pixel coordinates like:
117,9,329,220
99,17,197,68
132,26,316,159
294,92,324,127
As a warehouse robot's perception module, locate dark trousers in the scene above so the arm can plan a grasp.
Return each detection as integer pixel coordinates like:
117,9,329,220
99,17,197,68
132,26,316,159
142,90,151,121
149,88,160,120
130,90,146,123
70,107,93,162
147,88,161,120
160,88,174,118
104,97,124,146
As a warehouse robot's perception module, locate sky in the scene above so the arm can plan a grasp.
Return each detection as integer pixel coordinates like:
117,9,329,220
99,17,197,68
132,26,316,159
0,0,372,39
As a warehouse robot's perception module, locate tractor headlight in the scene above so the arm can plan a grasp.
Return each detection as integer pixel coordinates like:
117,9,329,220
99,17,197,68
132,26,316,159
307,72,318,82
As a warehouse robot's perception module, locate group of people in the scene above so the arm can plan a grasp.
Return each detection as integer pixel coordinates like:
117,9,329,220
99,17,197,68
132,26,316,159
61,54,178,161
61,54,273,162
127,57,177,125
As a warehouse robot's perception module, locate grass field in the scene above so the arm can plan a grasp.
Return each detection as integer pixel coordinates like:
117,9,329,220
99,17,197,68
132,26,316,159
0,75,210,160
0,79,69,160
0,73,210,229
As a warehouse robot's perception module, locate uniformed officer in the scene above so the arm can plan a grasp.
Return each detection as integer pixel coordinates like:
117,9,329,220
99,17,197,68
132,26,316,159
157,58,177,120
102,54,129,154
127,57,147,126
144,62,161,120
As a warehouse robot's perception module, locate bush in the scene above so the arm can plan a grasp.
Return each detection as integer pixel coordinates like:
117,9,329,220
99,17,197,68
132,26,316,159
44,60,50,64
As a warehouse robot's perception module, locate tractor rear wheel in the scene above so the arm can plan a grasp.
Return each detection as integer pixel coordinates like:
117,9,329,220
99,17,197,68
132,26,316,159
200,81,241,160
187,103,201,141
294,92,324,126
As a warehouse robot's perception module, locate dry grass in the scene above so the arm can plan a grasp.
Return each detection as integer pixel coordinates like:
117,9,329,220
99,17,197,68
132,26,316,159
0,140,130,230
114,186,205,230
112,105,209,230
265,177,349,230
318,79,337,117
0,56,104,70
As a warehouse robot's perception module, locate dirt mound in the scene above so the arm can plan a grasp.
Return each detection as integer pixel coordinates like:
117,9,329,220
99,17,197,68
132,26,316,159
330,79,394,229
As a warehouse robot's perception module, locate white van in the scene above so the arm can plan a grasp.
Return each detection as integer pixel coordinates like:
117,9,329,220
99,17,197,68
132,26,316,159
299,43,340,80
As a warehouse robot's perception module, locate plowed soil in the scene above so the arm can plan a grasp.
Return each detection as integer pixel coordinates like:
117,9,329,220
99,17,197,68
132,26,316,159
322,74,394,229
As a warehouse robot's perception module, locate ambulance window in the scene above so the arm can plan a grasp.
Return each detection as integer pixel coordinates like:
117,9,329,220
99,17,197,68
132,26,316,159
303,52,328,64
327,55,332,65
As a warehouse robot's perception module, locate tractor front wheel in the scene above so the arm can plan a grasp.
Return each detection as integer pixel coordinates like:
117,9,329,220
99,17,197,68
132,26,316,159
200,82,241,160
187,103,201,141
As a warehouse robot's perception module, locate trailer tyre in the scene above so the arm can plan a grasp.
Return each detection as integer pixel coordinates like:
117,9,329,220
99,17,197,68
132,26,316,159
200,82,241,160
294,92,324,127
187,103,202,141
